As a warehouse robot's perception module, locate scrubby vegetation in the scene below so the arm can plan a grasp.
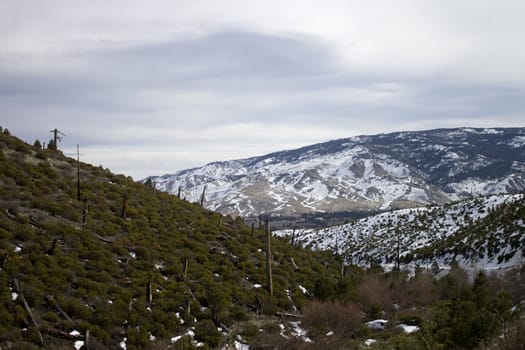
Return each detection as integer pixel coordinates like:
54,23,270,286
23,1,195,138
0,127,523,349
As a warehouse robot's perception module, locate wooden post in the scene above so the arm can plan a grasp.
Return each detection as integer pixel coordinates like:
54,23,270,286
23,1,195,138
177,186,181,199
265,220,273,296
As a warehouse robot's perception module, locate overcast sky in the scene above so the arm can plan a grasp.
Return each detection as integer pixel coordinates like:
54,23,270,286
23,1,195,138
1,1,524,179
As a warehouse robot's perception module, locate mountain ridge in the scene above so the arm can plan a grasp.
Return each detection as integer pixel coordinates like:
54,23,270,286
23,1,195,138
148,127,525,219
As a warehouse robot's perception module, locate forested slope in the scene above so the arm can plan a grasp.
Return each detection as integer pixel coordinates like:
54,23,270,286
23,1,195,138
0,128,345,349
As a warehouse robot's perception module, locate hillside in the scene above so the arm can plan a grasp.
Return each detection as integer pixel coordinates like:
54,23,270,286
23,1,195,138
148,127,525,220
2,127,525,350
0,128,348,349
275,194,525,270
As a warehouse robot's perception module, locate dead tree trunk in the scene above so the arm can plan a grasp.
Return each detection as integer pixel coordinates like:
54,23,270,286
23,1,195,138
0,252,7,269
77,144,81,201
177,186,181,199
290,257,299,271
121,194,128,219
251,222,255,237
82,199,89,226
396,230,400,271
46,238,58,255
265,220,273,296
14,279,44,345
200,185,207,207
183,259,189,282
146,282,153,304
45,295,73,323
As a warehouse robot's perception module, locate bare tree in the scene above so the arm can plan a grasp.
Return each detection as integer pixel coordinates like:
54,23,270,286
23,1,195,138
265,220,273,296
77,144,81,201
200,185,207,207
49,128,65,150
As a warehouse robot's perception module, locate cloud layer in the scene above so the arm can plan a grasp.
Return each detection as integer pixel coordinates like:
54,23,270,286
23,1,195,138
1,1,524,179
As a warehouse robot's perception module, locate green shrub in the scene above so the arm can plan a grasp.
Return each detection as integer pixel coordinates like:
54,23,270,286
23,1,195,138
194,319,222,348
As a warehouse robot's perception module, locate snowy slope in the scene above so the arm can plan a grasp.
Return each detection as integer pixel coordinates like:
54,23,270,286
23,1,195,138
274,194,525,269
148,127,525,217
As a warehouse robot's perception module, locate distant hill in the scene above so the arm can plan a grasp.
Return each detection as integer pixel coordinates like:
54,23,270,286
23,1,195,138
275,193,525,270
148,127,525,221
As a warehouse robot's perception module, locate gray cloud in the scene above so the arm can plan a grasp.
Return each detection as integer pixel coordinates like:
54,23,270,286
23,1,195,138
1,6,524,179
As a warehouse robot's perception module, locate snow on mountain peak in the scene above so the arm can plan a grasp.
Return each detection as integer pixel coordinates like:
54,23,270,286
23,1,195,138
148,127,525,218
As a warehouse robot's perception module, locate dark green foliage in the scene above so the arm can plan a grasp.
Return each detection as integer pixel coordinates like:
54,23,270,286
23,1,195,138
47,139,56,150
194,319,222,348
427,271,516,349
0,129,522,349
0,129,349,348
33,140,42,149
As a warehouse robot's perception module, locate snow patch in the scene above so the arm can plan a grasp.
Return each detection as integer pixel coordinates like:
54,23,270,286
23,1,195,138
289,321,312,343
509,136,525,148
364,339,377,346
398,324,420,334
367,319,388,330
235,340,250,350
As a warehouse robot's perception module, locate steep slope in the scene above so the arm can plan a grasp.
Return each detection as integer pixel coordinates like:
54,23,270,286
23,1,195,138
274,193,525,269
0,129,345,349
149,127,525,218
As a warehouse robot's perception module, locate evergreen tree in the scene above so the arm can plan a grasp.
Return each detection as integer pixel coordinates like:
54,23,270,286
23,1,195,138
47,138,56,150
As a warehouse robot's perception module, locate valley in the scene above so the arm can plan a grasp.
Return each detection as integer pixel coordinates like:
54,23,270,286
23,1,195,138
1,126,524,349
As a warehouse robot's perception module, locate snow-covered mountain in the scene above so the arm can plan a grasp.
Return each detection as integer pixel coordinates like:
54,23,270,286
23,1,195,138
274,193,525,269
148,127,525,218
